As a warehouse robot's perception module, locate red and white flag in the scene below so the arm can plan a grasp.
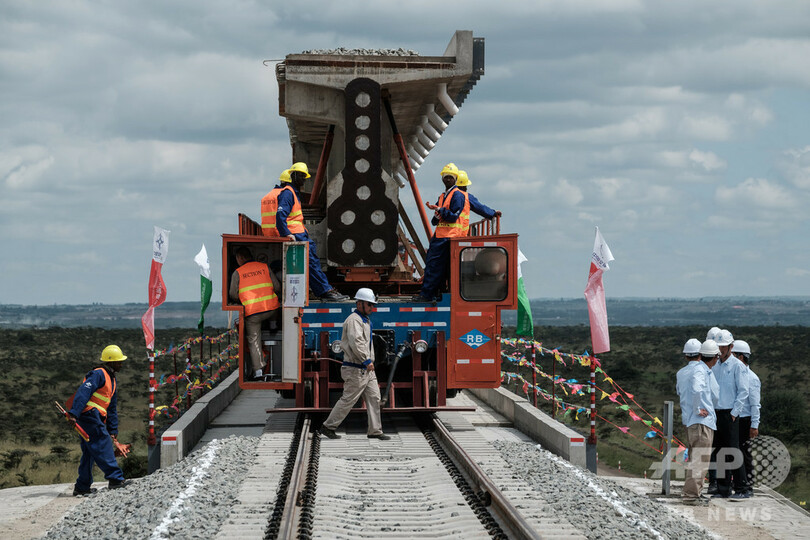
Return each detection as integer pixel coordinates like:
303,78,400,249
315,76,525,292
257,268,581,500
141,226,170,350
584,227,614,354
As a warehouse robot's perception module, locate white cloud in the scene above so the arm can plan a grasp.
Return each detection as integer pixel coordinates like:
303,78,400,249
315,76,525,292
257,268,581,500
716,177,797,209
689,149,727,172
553,179,584,206
786,268,810,277
779,146,810,189
678,115,732,141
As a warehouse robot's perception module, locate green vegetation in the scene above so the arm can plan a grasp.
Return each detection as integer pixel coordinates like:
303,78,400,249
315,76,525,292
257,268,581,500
0,327,231,489
502,325,810,507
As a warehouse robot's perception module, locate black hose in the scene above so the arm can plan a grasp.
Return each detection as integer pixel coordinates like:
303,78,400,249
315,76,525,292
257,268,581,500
380,342,409,407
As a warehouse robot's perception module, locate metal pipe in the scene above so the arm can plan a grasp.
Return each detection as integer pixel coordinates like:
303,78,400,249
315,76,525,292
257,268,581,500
380,342,410,407
382,96,432,239
437,82,459,116
427,105,448,130
308,125,335,205
420,116,441,142
416,127,435,150
410,137,429,158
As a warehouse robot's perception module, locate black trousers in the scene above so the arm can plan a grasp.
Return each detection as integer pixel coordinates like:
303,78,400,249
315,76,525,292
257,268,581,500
714,409,747,495
738,416,754,491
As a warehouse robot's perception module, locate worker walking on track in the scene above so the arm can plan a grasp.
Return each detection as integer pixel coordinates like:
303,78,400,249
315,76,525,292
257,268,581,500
229,246,281,380
414,165,501,302
261,164,347,301
320,288,390,440
67,345,130,496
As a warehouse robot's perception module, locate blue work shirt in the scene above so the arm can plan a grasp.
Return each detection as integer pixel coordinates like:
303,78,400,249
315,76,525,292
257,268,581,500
675,360,700,426
274,183,304,237
680,362,719,430
432,187,497,225
740,367,761,429
711,355,749,417
69,367,119,435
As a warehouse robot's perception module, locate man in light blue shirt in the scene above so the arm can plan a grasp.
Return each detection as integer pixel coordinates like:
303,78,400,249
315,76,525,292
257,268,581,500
676,338,702,426
680,339,720,505
733,340,760,498
710,329,749,499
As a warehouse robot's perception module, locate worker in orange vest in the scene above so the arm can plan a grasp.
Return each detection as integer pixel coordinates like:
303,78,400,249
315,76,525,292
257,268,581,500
261,164,348,301
67,345,129,496
414,165,500,302
229,246,282,380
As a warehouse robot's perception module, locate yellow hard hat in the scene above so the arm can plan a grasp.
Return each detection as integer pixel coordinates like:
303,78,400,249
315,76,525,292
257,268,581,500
279,169,292,183
101,345,127,362
440,162,459,179
289,162,311,178
456,170,471,187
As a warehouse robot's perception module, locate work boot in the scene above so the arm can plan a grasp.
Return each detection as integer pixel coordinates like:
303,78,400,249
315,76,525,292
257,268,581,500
319,289,349,301
320,427,341,439
706,481,718,495
367,433,391,440
108,479,131,490
72,487,97,497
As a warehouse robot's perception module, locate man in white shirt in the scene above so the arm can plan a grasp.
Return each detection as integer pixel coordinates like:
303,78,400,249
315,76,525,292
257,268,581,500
733,340,760,498
680,340,720,505
710,329,749,499
676,338,702,426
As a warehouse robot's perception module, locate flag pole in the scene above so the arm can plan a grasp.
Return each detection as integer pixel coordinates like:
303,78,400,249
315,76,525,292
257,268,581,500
589,355,596,445
147,348,156,446
531,342,537,408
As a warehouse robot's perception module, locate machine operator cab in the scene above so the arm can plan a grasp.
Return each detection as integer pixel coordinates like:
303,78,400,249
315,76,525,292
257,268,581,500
222,235,309,390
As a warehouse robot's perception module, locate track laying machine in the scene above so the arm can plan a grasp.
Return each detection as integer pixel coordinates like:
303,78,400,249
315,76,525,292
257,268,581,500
221,31,519,411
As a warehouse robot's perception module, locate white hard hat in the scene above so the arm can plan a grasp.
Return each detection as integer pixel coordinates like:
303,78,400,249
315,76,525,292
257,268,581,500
354,288,377,304
706,327,721,341
699,339,720,357
716,329,734,346
731,340,751,355
683,338,701,356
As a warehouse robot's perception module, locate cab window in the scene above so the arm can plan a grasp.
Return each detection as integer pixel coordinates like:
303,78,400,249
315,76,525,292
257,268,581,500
459,247,508,301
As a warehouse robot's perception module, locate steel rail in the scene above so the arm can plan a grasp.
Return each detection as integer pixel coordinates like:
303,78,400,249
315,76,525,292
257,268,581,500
431,415,542,540
277,415,312,540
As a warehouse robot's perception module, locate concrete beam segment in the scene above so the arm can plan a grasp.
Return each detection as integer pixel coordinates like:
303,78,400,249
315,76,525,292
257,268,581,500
469,387,587,469
160,371,241,469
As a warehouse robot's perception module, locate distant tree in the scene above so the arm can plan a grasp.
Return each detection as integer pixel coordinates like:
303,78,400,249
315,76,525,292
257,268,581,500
762,390,810,444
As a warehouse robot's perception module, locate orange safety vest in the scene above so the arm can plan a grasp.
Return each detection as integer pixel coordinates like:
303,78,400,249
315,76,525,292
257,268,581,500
238,261,280,316
82,367,116,418
435,187,470,238
261,186,305,237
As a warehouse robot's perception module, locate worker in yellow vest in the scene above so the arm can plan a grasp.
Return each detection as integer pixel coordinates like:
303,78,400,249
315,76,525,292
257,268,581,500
229,246,282,380
414,165,500,302
67,345,129,496
261,164,347,301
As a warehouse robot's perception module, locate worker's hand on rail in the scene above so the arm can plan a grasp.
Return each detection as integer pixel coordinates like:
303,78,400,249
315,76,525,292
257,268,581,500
494,211,502,218
286,234,296,242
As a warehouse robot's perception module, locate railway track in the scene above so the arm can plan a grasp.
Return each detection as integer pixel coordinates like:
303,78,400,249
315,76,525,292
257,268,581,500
262,413,543,540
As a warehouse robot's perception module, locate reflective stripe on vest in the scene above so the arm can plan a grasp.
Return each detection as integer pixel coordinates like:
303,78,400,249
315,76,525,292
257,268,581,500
238,261,280,316
82,367,116,418
435,187,470,238
261,185,305,237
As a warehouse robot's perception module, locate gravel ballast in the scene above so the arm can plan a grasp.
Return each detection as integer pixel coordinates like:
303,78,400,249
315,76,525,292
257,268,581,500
41,435,259,540
491,440,716,540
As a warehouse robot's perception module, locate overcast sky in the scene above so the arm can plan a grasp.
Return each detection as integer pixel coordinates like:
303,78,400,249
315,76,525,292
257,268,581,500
2,1,810,306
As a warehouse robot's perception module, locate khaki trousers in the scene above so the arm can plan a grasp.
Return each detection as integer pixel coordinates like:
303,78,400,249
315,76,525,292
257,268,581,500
323,366,382,435
684,423,714,500
245,311,274,372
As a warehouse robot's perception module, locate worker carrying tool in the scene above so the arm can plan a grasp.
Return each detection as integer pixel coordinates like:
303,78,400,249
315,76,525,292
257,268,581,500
66,344,131,496
229,245,281,380
320,288,390,441
260,164,348,301
414,164,501,302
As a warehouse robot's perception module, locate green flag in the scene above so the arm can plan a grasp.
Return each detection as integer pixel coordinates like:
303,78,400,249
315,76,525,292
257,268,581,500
194,244,212,334
516,248,534,337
